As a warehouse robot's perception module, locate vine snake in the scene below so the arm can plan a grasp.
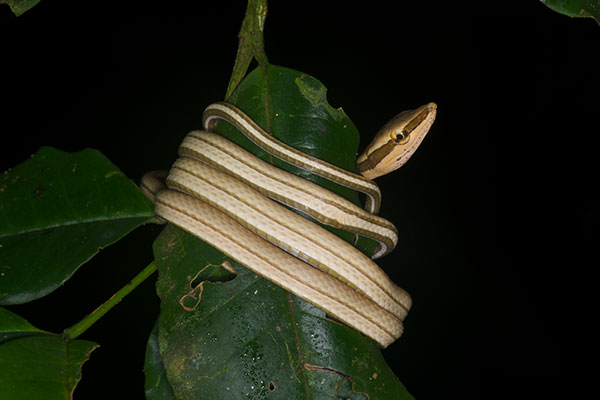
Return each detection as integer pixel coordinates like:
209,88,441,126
141,101,436,347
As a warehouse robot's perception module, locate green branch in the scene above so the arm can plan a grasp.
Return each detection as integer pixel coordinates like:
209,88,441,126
62,261,157,341
225,0,269,100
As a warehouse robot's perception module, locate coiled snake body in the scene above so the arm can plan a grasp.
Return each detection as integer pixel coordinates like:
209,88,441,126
141,101,436,347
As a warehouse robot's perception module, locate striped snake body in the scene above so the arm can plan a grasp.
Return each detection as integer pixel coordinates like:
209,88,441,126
141,101,436,347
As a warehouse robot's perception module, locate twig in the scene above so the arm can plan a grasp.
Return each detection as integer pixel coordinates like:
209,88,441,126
225,0,269,100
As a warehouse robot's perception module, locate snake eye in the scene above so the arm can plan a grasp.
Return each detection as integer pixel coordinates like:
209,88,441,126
393,130,410,144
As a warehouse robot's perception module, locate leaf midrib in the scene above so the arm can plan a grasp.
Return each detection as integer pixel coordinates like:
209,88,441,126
0,213,153,238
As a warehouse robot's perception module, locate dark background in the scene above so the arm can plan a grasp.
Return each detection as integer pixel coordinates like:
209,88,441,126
2,1,591,398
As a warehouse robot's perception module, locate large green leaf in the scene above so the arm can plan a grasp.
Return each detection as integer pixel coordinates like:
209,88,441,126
144,322,176,400
0,147,155,305
0,307,98,400
219,65,376,256
540,0,600,25
148,65,413,399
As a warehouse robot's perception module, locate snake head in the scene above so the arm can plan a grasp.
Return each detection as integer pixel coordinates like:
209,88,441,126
357,102,437,180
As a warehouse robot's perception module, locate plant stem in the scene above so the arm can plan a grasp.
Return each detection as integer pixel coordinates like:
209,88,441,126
62,261,157,341
225,0,269,100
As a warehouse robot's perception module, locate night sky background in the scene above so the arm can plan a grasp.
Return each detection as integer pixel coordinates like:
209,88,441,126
2,1,592,399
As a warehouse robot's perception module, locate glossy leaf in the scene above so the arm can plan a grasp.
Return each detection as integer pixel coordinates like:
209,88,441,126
0,307,98,400
148,65,413,399
144,323,176,400
218,65,376,255
540,0,600,24
0,146,155,305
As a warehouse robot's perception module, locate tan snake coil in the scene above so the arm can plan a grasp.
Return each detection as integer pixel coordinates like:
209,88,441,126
141,101,436,347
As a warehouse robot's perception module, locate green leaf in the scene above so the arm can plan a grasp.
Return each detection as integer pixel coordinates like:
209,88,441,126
218,65,376,256
144,322,176,400
150,65,413,399
540,0,600,25
0,147,155,305
0,307,98,400
0,0,41,16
